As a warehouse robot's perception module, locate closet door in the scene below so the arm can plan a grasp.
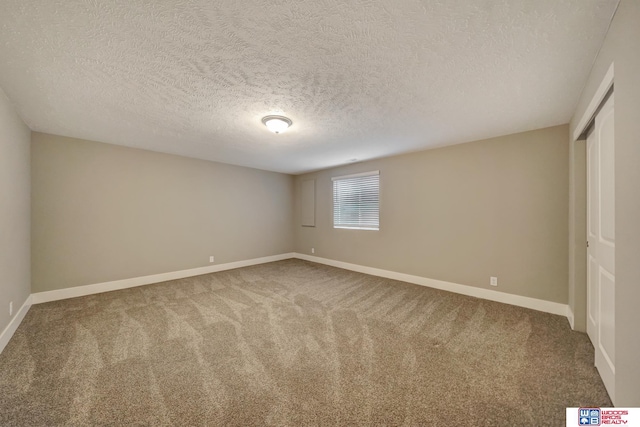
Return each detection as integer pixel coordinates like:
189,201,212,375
586,92,615,402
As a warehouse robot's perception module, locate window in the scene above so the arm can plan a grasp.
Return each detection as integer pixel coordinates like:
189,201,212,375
332,171,379,230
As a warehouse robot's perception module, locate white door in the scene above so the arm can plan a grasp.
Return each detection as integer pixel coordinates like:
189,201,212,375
586,92,615,403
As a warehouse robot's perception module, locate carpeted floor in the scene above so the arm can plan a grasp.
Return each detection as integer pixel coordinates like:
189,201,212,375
0,259,611,426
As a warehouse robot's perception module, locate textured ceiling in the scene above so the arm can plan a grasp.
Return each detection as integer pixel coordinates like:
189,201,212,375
0,0,618,174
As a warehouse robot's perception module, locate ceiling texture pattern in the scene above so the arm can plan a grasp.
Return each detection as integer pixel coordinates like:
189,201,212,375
0,0,618,174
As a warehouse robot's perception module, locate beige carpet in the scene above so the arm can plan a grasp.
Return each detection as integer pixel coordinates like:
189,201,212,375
0,259,611,426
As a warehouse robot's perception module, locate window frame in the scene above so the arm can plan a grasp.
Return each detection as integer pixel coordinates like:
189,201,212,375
331,170,380,231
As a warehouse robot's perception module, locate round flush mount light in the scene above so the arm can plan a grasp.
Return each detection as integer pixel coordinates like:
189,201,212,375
262,115,292,134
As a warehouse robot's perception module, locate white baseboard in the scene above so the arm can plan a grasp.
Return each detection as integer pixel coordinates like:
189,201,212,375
31,253,296,304
293,253,569,318
0,296,32,355
567,305,575,330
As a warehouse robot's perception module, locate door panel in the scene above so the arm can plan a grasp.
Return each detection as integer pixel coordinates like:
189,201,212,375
587,125,598,341
588,255,598,329
599,267,615,370
586,92,615,403
600,110,615,243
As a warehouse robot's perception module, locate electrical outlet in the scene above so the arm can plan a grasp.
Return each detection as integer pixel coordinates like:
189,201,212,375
490,277,498,287
311,248,315,254
209,256,215,263
9,301,13,316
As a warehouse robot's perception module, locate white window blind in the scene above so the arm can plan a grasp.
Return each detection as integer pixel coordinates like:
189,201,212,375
332,171,379,230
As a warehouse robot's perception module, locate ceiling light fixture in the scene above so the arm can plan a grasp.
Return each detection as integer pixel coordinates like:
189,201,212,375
262,115,292,134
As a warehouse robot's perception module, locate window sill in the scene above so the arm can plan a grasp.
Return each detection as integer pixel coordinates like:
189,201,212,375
333,226,379,231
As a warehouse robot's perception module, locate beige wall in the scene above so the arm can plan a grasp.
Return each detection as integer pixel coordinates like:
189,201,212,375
31,133,294,293
0,89,31,336
295,125,569,304
568,139,587,332
570,0,640,406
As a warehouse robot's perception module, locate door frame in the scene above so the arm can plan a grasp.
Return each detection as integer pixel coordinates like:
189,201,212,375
573,63,614,142
569,61,614,332
570,61,615,404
